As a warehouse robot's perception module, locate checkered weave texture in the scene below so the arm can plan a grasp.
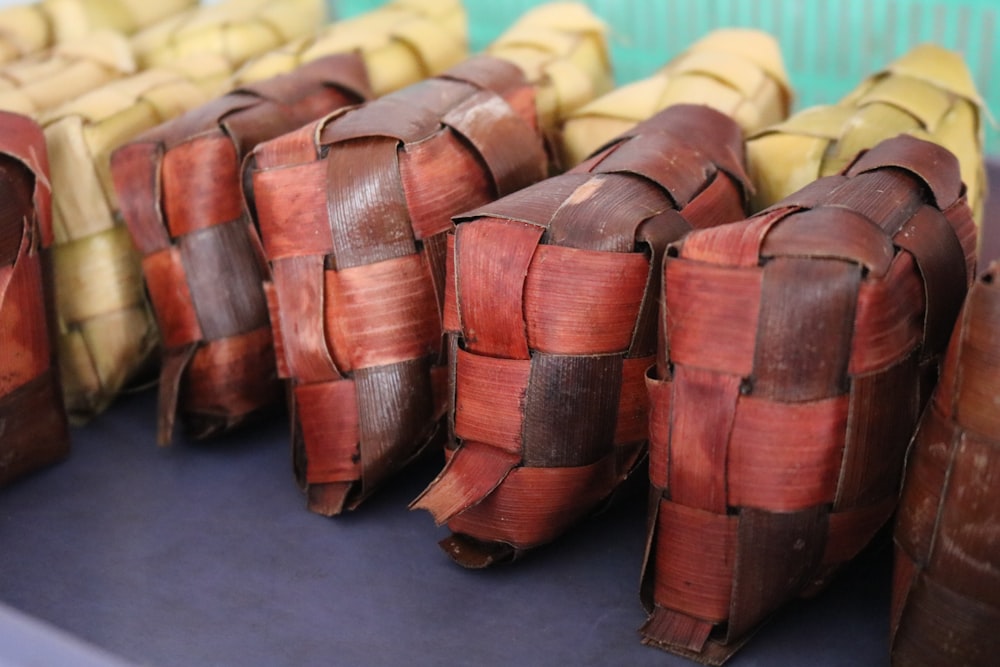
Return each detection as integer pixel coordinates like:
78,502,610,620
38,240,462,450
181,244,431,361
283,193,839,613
641,134,977,665
112,55,371,445
891,259,1000,667
412,104,752,567
41,55,234,421
247,5,611,516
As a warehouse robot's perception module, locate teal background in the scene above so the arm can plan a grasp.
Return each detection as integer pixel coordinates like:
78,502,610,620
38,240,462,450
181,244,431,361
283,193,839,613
331,0,1000,154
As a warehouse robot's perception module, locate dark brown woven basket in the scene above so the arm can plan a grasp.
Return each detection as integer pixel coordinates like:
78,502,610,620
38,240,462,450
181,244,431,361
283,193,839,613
0,112,70,485
111,54,371,445
410,104,752,567
641,134,978,665
892,259,1000,667
248,55,549,515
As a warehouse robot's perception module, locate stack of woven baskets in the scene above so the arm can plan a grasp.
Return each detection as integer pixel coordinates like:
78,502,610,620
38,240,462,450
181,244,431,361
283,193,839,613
0,2,996,665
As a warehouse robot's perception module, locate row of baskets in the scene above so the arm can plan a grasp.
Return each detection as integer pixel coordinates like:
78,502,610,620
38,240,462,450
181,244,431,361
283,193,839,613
0,0,996,664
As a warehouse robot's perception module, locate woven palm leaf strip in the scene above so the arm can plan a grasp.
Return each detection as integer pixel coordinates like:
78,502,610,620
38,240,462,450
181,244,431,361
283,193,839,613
891,259,1000,667
248,3,611,516
410,104,751,568
129,0,326,71
0,112,69,486
110,1,467,446
640,134,977,665
0,29,135,117
40,56,235,421
233,0,468,95
558,27,791,168
747,44,986,226
0,0,195,66
110,57,369,445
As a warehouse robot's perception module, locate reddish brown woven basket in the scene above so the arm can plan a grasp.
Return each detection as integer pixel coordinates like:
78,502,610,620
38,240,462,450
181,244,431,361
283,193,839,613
111,54,371,445
892,259,1000,667
410,104,751,567
0,112,70,485
641,134,978,665
248,55,549,515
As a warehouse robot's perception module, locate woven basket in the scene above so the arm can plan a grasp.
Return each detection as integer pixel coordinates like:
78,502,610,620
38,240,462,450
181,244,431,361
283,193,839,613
111,0,471,445
557,27,791,167
111,55,371,445
0,0,195,65
640,134,977,665
233,0,468,95
747,44,986,225
891,259,1000,667
40,55,234,421
0,112,70,486
0,29,135,117
248,3,611,516
130,0,326,71
410,104,752,567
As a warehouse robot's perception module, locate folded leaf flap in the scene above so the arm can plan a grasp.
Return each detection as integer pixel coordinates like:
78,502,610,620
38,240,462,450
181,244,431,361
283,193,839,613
439,53,529,99
162,134,243,237
110,140,168,254
454,173,589,227
845,133,963,210
636,105,750,192
760,207,896,277
883,43,987,110
236,52,372,106
319,78,468,146
441,89,546,196
593,105,749,208
545,173,672,253
410,442,519,524
454,218,542,358
892,205,971,356
156,343,197,445
325,137,413,270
